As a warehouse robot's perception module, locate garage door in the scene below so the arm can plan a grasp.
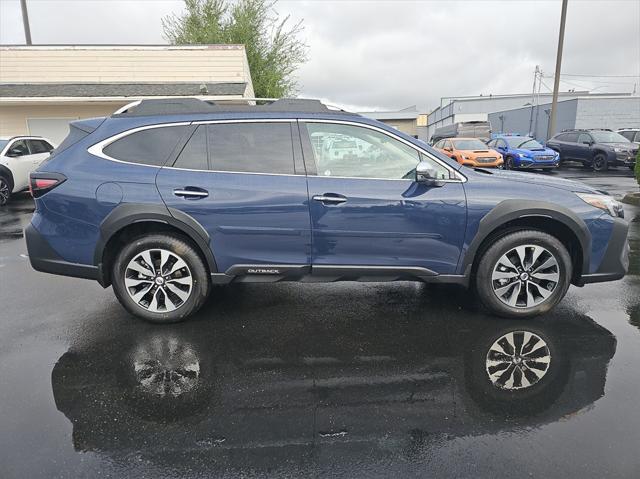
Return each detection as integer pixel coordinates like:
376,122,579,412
27,118,77,145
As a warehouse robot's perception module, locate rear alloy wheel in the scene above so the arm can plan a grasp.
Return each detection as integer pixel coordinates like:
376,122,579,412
0,176,10,206
592,153,608,172
475,230,572,318
112,234,210,323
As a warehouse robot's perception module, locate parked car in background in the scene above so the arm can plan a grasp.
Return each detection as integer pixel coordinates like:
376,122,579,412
487,135,559,170
25,98,628,323
0,136,55,206
433,137,503,168
617,128,640,145
546,129,637,171
430,121,492,144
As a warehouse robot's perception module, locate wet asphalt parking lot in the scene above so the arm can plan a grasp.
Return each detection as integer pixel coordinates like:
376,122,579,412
1,166,639,478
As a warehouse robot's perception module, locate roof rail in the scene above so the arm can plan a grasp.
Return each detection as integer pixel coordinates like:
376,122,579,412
112,97,353,117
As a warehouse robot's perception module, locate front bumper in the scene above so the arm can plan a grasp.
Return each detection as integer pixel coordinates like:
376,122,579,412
577,217,629,285
25,222,102,283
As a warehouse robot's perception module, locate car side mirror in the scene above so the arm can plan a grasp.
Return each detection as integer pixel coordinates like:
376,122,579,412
416,162,445,186
443,147,452,152
6,147,23,157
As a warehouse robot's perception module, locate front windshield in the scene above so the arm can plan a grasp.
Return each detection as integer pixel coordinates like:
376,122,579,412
452,139,487,150
0,140,8,152
589,131,630,143
504,137,543,149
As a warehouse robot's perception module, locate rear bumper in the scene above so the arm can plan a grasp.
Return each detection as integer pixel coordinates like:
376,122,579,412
577,217,629,285
25,222,104,284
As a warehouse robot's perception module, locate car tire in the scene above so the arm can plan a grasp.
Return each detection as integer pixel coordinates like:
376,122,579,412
0,176,11,206
592,153,608,172
475,230,572,319
505,157,514,170
112,234,210,323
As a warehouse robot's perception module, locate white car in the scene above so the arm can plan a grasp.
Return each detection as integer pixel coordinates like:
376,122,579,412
0,136,55,205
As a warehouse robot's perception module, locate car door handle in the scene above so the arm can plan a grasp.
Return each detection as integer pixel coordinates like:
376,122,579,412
312,194,347,205
173,187,209,199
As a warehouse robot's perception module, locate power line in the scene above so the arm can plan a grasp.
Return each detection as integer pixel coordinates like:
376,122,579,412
559,73,640,78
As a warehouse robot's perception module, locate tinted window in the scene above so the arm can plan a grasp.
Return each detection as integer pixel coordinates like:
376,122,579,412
103,125,188,166
577,133,593,144
305,122,449,180
207,123,294,174
174,126,207,170
590,130,630,143
619,131,635,141
28,139,54,154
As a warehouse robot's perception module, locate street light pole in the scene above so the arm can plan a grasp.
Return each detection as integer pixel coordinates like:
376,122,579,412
547,0,568,139
20,0,32,45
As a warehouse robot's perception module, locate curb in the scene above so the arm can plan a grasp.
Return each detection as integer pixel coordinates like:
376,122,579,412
621,192,640,206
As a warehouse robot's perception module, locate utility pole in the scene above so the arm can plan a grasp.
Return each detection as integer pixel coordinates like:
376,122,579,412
547,0,568,139
528,66,539,135
20,0,32,45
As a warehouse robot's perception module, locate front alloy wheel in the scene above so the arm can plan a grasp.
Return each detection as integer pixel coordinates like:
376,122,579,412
485,330,551,390
491,245,559,309
475,230,572,318
592,153,608,172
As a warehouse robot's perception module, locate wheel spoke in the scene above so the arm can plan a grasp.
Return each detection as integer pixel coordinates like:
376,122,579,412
131,283,153,303
492,270,518,281
530,271,559,282
514,246,528,269
160,250,171,275
127,261,154,277
167,277,191,286
529,281,554,299
506,282,522,306
125,277,153,289
140,250,156,275
532,256,558,274
168,257,188,276
165,282,190,302
494,282,517,298
530,245,545,269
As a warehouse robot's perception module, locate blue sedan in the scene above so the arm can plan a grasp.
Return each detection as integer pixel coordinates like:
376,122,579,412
488,135,559,170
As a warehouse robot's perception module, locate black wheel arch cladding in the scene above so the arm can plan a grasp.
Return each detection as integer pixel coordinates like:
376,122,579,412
462,199,591,277
95,203,217,281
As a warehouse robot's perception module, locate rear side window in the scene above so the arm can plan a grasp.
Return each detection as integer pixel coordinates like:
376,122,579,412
174,126,208,170
564,132,578,142
28,139,54,154
207,123,294,174
104,125,188,166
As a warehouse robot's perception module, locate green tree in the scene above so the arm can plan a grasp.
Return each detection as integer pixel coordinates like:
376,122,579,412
163,0,307,98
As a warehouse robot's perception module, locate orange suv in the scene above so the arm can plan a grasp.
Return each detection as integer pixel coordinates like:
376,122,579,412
433,137,503,168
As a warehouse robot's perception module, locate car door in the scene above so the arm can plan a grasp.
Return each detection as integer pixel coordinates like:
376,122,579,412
300,120,467,275
494,138,508,157
575,132,594,162
4,139,33,191
26,139,54,168
156,120,312,275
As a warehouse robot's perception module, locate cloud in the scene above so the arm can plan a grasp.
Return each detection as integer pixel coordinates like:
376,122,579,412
2,0,638,112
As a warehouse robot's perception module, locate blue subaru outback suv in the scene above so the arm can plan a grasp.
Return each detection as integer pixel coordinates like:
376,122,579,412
25,98,629,323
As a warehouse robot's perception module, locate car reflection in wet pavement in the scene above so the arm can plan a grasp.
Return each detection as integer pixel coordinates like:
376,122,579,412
1,171,640,478
52,306,616,472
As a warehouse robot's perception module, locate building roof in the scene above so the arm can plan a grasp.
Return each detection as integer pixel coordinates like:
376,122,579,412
359,106,419,121
0,82,248,98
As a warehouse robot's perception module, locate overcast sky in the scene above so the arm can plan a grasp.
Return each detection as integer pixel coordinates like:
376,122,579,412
1,0,639,112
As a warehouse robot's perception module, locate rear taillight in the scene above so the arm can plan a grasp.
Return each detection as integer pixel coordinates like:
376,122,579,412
29,173,66,198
